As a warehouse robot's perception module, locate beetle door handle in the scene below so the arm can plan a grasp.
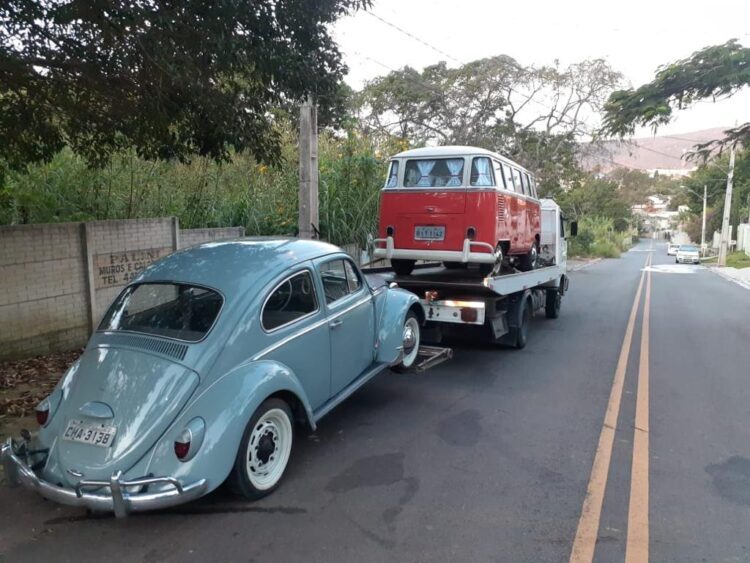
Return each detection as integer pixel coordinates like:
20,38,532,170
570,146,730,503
329,319,343,329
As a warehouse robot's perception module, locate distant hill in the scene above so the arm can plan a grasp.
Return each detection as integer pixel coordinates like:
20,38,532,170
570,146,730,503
581,127,729,174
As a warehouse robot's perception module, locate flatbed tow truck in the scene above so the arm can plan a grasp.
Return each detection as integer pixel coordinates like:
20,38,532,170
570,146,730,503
365,199,573,371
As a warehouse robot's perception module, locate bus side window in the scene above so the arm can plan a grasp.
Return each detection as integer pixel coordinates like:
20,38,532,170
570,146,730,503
529,176,538,199
502,164,517,193
492,160,506,190
512,168,524,195
522,172,533,197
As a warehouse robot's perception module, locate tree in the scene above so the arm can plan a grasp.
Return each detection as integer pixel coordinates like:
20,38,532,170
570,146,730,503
556,175,632,232
0,0,369,168
679,147,750,235
602,40,750,155
355,55,621,196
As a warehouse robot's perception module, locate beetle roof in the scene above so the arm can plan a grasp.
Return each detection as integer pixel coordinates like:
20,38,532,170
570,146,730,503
137,238,341,295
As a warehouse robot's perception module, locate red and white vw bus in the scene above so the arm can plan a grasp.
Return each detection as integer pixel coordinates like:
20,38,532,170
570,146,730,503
373,146,541,276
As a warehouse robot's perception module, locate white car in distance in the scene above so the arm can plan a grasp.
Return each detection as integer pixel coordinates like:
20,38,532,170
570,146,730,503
676,244,700,264
667,243,680,256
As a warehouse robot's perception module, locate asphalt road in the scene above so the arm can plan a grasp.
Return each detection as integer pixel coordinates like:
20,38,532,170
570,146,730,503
2,240,749,562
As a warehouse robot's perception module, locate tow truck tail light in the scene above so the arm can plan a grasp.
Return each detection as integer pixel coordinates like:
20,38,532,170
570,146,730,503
461,307,478,323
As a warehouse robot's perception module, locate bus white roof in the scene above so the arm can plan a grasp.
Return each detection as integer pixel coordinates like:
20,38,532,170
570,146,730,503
392,145,528,174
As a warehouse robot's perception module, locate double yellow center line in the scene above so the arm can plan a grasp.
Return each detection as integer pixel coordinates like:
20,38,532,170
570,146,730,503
570,250,653,563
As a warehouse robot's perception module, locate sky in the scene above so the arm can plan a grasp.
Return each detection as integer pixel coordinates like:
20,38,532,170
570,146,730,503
332,0,750,138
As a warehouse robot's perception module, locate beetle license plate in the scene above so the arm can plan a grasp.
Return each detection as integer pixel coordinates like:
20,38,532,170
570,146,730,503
63,419,117,447
414,226,445,241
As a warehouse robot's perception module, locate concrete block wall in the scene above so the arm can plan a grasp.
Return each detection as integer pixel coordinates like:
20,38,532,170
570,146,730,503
0,223,89,358
0,218,245,360
88,218,177,323
180,227,245,249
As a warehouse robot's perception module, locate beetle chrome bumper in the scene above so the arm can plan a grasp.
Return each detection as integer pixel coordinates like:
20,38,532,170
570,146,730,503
1,438,207,518
373,236,497,264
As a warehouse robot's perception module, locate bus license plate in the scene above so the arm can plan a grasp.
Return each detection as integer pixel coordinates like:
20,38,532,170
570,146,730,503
415,226,445,241
63,419,117,448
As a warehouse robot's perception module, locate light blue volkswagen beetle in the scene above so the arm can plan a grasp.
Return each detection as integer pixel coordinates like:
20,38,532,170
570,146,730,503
1,239,424,517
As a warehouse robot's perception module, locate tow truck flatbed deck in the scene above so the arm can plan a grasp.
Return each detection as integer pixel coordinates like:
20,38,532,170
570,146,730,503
367,264,564,297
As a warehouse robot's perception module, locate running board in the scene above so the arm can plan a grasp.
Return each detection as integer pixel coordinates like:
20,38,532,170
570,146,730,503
414,345,453,373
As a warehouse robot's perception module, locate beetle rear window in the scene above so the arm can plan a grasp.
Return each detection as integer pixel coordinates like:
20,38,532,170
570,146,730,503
99,283,223,342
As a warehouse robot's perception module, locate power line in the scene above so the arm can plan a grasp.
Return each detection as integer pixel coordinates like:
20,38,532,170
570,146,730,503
363,11,462,66
360,11,554,115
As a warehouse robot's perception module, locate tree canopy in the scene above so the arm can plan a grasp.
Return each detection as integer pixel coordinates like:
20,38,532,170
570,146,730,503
355,55,622,197
601,40,750,155
0,0,369,168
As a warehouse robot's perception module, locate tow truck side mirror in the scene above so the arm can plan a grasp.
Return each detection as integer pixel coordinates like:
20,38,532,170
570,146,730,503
570,221,578,237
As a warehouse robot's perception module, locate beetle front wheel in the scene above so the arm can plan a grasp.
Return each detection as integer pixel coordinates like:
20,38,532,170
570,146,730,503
392,311,421,373
229,398,294,500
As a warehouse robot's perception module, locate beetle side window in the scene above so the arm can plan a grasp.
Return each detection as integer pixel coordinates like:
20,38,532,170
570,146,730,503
262,271,318,331
343,260,362,292
319,259,349,304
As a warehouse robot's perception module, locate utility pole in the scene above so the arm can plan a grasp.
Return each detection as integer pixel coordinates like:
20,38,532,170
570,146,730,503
717,146,736,266
298,97,319,239
701,184,707,255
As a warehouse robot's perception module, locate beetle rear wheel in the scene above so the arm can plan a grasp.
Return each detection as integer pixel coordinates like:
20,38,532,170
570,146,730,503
229,398,294,500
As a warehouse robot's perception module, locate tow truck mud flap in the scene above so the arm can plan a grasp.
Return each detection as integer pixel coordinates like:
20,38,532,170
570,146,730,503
414,345,453,373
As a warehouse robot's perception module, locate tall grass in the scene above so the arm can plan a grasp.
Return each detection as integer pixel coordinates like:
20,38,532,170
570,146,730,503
569,216,631,258
0,126,396,247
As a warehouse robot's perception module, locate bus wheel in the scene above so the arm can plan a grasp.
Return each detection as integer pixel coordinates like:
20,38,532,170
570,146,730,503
519,244,538,271
392,259,415,276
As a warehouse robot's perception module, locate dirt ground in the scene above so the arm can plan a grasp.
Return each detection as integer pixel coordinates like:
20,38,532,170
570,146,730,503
0,350,81,444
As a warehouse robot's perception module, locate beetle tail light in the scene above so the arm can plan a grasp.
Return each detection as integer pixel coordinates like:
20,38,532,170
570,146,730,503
35,399,50,426
36,408,49,426
174,429,191,460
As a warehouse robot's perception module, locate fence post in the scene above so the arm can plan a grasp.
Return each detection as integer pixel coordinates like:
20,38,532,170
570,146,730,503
172,217,180,250
81,222,97,334
298,97,319,239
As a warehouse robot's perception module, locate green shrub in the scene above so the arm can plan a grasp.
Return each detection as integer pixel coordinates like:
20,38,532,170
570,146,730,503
568,216,629,258
0,124,400,248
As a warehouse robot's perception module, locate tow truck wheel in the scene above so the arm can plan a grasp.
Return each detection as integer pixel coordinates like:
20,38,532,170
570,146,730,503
392,312,421,372
392,259,415,276
515,298,531,349
545,289,561,319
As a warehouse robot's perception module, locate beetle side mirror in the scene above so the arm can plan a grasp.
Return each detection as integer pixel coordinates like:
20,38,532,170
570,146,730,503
570,221,578,237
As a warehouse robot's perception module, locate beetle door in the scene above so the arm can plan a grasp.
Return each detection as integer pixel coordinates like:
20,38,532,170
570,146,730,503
315,257,375,397
259,269,331,410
